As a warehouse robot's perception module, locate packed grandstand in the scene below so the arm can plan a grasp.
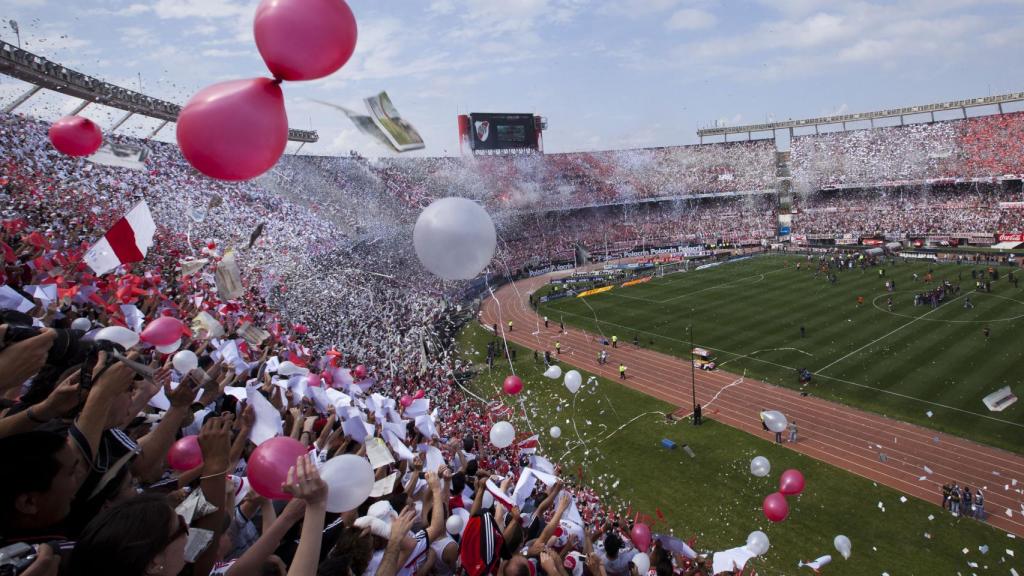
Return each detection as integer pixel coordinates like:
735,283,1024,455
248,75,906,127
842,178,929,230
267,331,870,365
3,5,1024,576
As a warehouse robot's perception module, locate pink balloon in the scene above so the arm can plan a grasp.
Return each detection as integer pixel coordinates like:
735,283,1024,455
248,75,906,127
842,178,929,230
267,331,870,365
503,375,523,395
779,469,805,495
353,364,367,379
631,522,652,552
763,492,790,522
140,317,184,347
49,115,102,157
413,389,425,399
167,435,203,471
254,0,358,81
176,78,288,181
248,437,308,500
306,372,322,388
400,395,413,408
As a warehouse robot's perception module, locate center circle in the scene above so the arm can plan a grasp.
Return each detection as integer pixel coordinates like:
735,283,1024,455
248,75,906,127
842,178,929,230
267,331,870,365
870,290,1024,323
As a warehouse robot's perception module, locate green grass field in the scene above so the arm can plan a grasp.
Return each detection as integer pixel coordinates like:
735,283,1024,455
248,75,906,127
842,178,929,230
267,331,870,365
536,254,1024,453
456,323,1019,574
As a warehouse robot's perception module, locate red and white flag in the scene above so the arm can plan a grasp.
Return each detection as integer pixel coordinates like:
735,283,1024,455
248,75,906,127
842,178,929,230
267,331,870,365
517,434,540,454
84,201,156,275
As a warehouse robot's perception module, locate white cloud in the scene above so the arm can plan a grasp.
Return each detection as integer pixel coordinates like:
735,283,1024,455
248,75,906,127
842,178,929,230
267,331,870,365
151,0,253,20
201,48,251,58
428,0,456,15
666,8,717,30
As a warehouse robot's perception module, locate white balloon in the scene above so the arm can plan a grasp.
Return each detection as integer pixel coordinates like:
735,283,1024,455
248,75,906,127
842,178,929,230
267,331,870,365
761,410,788,433
71,318,92,331
446,515,464,536
564,370,582,394
482,491,494,509
155,339,182,354
172,350,199,374
631,553,650,575
320,455,375,513
94,326,140,349
833,535,852,559
489,420,515,448
745,530,770,556
549,426,562,439
543,365,562,379
413,197,496,280
750,456,771,477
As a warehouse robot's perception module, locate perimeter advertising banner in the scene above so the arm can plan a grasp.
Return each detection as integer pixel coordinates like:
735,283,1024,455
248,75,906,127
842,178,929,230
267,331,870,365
576,285,613,298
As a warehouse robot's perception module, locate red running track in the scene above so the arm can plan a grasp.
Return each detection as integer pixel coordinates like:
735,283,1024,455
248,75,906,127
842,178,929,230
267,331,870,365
480,272,1024,537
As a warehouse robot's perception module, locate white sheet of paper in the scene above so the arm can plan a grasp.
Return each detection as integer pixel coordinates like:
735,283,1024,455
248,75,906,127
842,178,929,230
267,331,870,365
370,472,398,497
343,416,369,443
385,431,415,461
404,398,430,418
247,386,283,445
712,546,755,575
415,415,437,439
148,386,171,411
119,304,145,333
0,285,35,313
512,470,537,510
184,527,216,563
424,446,444,472
308,386,330,414
523,467,559,487
224,386,248,401
383,421,407,441
366,438,395,469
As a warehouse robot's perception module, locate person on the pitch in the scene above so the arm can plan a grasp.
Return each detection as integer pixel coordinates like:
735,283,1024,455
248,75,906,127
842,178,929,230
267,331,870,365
555,341,562,354
618,364,626,379
612,335,618,348
508,320,513,332
693,403,702,426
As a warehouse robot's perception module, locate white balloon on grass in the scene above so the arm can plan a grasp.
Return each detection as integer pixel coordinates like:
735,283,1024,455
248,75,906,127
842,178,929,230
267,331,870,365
564,370,582,394
761,410,788,433
549,426,562,439
833,535,852,559
543,365,562,379
71,318,92,331
750,456,771,478
631,553,650,575
745,531,770,556
320,455,375,513
489,421,515,448
95,326,140,349
155,339,182,354
413,197,496,280
172,350,199,374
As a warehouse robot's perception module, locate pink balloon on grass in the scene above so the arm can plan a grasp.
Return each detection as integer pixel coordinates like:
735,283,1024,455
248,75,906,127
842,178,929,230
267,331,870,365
779,469,806,496
503,375,523,395
763,492,790,522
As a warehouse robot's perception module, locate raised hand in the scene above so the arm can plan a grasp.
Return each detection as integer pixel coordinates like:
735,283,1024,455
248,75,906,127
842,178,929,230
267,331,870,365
282,454,328,508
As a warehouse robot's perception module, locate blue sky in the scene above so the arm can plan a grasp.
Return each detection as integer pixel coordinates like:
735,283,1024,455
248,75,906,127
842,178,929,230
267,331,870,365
1,0,1023,156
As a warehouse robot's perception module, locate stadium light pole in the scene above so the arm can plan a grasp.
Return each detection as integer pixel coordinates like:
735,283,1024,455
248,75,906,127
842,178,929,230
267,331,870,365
688,325,696,420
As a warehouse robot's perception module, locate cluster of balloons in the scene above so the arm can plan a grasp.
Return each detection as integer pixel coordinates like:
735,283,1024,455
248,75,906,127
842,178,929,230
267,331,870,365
413,197,496,280
489,421,515,449
177,0,358,180
762,469,806,523
141,317,186,353
247,438,373,512
503,375,523,395
49,115,103,157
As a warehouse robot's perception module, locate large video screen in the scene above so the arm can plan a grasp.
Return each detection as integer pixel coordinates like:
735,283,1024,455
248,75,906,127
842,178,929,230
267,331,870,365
469,113,537,151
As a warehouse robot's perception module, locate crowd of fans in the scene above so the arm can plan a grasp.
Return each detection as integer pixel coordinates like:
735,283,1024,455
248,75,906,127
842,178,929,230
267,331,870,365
1,101,1022,576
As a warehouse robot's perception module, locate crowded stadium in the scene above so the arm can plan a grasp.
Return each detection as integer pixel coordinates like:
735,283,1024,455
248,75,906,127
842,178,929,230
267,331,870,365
0,1,1022,575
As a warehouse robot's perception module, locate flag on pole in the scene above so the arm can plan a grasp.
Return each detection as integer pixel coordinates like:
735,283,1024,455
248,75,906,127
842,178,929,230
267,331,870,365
84,201,156,275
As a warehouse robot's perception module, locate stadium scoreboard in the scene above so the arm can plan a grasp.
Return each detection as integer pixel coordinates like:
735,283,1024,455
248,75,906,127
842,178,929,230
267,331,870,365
458,113,546,155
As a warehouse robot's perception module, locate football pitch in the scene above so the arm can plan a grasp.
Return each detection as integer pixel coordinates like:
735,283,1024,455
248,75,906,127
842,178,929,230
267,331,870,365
537,254,1024,453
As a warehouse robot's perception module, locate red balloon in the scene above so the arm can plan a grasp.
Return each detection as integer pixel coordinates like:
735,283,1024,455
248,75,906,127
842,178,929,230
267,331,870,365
779,469,805,495
141,317,184,347
248,437,308,500
763,492,790,522
353,364,367,379
167,435,203,471
630,522,652,552
254,0,358,81
413,389,425,399
400,395,413,408
176,78,288,181
49,115,102,157
503,375,523,395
